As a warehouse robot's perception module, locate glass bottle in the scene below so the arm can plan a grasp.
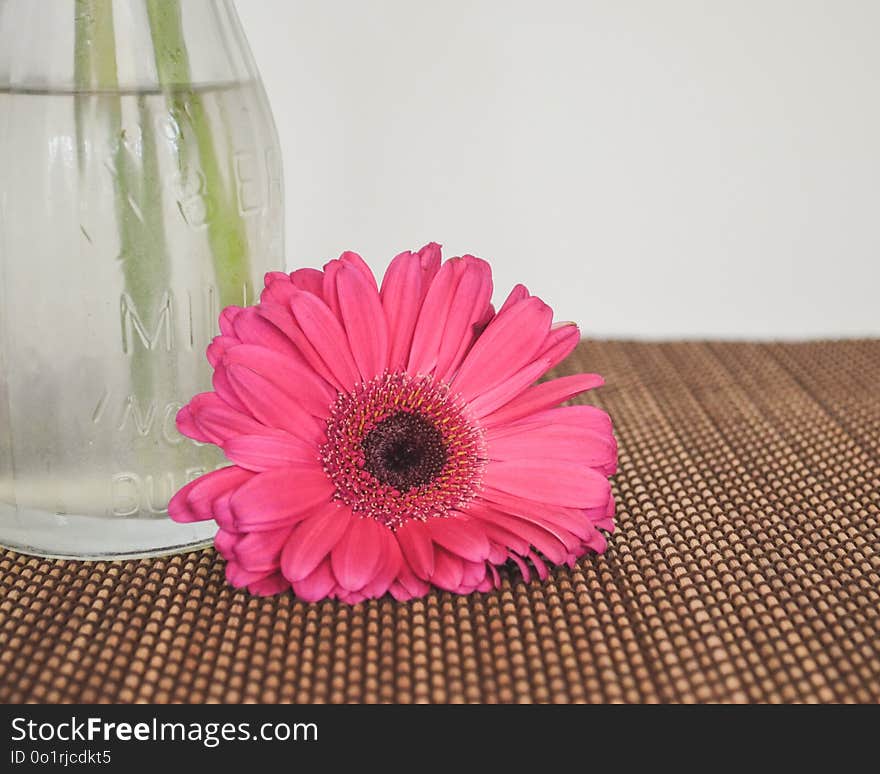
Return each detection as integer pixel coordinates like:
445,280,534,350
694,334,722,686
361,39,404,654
0,0,283,558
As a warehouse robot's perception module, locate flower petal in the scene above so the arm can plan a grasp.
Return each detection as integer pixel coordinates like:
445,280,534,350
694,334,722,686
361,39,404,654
219,306,243,337
232,306,299,358
183,392,265,444
433,256,493,382
509,552,532,584
331,517,386,592
290,267,325,296
206,334,240,368
225,561,267,589
360,528,403,599
336,263,389,380
322,252,378,320
468,503,569,563
232,526,292,572
229,464,334,531
214,527,238,559
320,259,344,320
528,550,550,580
482,459,612,509
583,529,608,554
389,559,431,600
223,344,336,418
481,486,602,543
291,557,336,602
260,271,295,306
486,563,501,589
395,519,435,579
248,572,290,596
407,257,465,375
175,404,211,444
281,501,353,583
483,524,532,558
213,490,237,530
451,297,553,401
473,302,495,339
426,515,491,562
324,251,378,314
487,539,510,564
289,289,360,390
537,323,580,370
429,547,464,591
415,242,442,276
261,302,343,392
212,365,249,413
479,374,604,428
494,404,614,437
182,466,253,523
460,559,488,590
497,284,529,315
381,243,442,371
254,302,312,356
466,357,551,418
488,425,617,473
339,250,379,290
167,477,202,523
226,364,324,442
223,433,319,471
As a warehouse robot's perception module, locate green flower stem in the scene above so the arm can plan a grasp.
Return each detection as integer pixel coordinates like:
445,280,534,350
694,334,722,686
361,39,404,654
74,0,171,404
74,1,206,487
146,0,252,309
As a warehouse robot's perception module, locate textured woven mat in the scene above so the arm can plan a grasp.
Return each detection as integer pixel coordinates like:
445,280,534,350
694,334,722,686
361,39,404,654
1,340,878,704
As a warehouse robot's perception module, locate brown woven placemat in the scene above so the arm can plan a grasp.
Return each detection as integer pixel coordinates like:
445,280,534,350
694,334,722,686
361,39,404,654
1,340,878,704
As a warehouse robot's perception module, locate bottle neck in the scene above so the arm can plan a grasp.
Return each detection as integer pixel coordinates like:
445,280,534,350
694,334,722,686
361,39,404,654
0,0,256,92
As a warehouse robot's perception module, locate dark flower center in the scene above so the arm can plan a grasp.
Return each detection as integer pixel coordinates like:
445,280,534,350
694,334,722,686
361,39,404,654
361,411,447,491
321,372,484,527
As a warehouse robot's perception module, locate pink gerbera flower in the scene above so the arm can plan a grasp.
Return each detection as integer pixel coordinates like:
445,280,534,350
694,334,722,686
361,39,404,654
169,244,616,602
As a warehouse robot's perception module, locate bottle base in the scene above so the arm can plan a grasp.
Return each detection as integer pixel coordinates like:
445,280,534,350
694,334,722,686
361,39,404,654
0,499,217,560
0,536,215,561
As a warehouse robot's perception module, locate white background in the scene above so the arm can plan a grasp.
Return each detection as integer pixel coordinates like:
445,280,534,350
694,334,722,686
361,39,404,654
236,0,880,339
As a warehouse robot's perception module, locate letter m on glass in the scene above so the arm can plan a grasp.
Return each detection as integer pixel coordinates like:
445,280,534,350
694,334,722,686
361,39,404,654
120,291,174,353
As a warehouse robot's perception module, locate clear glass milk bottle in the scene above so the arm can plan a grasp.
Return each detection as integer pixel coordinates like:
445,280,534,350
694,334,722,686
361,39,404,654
0,0,283,558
